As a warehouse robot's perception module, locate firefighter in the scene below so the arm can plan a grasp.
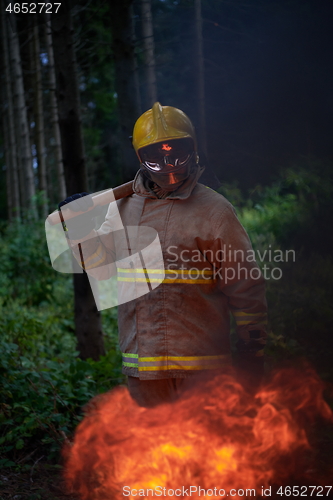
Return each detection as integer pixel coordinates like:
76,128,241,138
59,102,268,407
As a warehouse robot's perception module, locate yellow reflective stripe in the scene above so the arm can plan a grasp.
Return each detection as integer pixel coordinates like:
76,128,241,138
118,268,161,274
236,320,268,325
233,311,267,326
118,277,158,283
137,355,230,371
84,247,107,270
117,277,215,284
139,364,225,372
139,355,224,362
233,311,266,317
117,268,214,275
163,279,215,284
121,353,230,371
84,244,104,264
117,268,215,284
165,267,214,276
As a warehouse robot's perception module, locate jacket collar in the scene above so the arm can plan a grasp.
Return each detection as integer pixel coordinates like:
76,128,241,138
133,166,205,200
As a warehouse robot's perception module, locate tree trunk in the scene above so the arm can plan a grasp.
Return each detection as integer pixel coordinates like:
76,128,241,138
1,3,20,219
141,0,157,108
130,3,142,117
33,20,48,218
194,0,207,157
110,0,142,182
51,0,105,361
8,13,37,217
45,13,66,201
2,104,12,220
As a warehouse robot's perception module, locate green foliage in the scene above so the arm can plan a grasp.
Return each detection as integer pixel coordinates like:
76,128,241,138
0,335,123,464
0,220,122,466
0,340,96,462
221,161,333,376
0,300,75,361
220,161,333,253
0,219,72,307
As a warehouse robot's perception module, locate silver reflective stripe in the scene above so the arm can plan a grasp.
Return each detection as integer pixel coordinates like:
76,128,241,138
117,268,215,284
138,356,227,367
121,353,231,372
122,353,138,368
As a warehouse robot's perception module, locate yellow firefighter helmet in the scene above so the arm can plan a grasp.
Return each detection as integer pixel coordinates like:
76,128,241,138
132,102,197,154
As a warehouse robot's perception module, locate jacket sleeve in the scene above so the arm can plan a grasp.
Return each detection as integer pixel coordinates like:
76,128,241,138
213,204,268,359
66,201,122,280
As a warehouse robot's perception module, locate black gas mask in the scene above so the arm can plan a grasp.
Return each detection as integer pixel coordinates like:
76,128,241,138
138,138,197,191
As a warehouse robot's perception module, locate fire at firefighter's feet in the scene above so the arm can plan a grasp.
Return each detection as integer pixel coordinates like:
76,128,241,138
63,366,333,500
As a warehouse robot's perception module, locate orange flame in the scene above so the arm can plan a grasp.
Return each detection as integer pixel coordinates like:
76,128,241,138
63,367,333,500
162,144,172,151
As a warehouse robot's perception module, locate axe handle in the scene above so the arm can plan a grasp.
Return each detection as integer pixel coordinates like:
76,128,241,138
47,181,134,226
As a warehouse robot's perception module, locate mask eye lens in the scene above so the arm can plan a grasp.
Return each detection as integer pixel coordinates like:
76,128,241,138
144,161,162,171
177,154,190,166
139,138,194,173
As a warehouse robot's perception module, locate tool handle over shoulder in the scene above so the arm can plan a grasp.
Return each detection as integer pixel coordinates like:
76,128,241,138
47,181,134,226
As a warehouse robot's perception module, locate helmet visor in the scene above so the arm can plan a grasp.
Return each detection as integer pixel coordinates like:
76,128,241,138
138,138,195,174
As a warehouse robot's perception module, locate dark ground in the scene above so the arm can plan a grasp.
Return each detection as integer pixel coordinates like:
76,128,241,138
0,463,78,500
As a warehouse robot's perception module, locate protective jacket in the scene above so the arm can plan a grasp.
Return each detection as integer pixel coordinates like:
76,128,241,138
72,168,267,380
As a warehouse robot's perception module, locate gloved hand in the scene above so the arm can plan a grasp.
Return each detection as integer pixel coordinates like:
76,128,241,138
235,352,264,394
58,192,93,212
58,192,99,239
235,331,266,393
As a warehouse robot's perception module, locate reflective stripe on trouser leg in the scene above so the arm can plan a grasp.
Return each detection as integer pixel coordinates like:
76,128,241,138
122,353,139,368
122,353,231,372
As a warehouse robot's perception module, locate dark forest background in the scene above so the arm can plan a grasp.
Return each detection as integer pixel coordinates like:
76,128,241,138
0,0,333,494
1,0,333,210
